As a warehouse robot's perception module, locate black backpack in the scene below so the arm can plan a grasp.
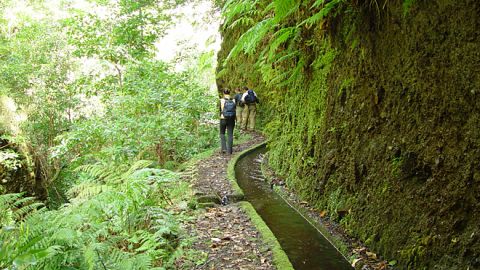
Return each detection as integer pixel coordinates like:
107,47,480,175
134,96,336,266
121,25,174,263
234,93,244,107
222,98,236,119
244,89,257,104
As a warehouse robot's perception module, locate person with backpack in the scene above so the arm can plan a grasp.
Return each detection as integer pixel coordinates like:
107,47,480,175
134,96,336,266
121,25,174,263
219,88,236,154
240,86,259,131
233,87,244,128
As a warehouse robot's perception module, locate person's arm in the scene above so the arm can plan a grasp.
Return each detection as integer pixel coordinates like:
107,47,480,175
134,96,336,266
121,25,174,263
253,91,260,103
219,98,224,115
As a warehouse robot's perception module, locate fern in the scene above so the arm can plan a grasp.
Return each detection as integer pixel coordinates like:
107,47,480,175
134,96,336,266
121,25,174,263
267,26,299,62
1,158,185,269
67,181,111,202
75,163,122,183
12,202,44,221
121,160,153,180
222,0,260,28
227,16,255,29
225,17,275,62
0,193,58,269
273,0,300,22
300,0,345,27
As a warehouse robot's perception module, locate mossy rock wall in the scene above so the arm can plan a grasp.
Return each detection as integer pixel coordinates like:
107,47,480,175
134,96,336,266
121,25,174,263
217,0,480,269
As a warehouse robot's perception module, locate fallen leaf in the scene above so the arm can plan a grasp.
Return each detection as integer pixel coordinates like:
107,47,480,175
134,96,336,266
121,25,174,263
376,261,388,270
388,260,397,266
366,251,377,260
352,258,362,267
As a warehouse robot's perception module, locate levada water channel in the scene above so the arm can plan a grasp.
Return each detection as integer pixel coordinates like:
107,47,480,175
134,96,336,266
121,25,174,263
235,146,353,270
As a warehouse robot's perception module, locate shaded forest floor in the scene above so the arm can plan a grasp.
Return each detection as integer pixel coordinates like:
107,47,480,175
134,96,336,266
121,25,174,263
176,133,276,269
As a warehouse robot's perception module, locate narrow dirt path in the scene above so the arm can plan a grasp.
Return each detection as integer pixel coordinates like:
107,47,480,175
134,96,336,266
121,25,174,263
177,133,277,269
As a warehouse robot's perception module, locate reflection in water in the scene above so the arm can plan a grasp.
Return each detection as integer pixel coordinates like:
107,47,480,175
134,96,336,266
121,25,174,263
235,148,352,270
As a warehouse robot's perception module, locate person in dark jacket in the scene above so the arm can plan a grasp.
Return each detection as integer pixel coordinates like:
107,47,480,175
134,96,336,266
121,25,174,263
240,86,259,131
219,88,236,154
233,87,244,128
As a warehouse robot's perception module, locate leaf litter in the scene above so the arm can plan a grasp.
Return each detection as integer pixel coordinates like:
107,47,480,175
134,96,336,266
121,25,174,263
177,133,275,269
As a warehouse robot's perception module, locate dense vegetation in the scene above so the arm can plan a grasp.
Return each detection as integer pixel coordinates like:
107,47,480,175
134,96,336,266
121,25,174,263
217,0,480,269
0,0,219,268
2,0,479,269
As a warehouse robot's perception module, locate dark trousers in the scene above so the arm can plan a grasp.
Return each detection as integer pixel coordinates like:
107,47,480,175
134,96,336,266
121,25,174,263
220,118,235,154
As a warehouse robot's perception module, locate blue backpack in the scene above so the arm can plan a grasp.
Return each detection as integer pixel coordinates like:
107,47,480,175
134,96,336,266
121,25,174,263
244,89,257,104
223,98,236,119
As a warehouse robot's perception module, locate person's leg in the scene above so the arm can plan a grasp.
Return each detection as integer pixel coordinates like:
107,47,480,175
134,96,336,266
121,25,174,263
226,118,235,154
241,105,249,130
236,106,243,127
219,119,227,152
248,104,256,130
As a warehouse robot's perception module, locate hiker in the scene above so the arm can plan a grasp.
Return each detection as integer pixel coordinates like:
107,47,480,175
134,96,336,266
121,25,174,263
241,86,259,131
233,87,244,127
219,88,236,154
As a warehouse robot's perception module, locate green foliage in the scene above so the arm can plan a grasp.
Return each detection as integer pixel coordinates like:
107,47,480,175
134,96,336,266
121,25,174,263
273,0,300,23
65,0,179,63
300,0,345,27
52,60,217,167
403,0,415,16
220,0,344,90
0,149,22,171
0,193,54,269
0,160,192,269
222,0,260,28
0,0,219,268
391,157,403,177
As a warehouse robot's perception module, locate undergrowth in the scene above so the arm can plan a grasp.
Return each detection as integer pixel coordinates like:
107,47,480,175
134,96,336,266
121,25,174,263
0,161,194,269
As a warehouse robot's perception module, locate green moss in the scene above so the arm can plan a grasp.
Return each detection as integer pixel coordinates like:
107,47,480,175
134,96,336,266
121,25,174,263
403,0,416,16
238,201,294,270
219,0,480,269
226,152,245,197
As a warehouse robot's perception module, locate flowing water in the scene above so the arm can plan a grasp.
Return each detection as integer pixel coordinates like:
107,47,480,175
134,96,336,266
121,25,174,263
235,147,353,270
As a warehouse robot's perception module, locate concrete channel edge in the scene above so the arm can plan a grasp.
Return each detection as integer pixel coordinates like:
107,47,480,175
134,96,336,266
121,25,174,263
228,142,295,270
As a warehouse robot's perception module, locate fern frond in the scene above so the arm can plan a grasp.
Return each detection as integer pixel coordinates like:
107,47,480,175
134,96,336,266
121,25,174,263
0,193,24,209
121,160,153,180
262,1,275,16
274,49,300,64
267,27,299,62
130,168,178,183
67,182,111,202
300,0,344,27
11,196,37,209
128,253,153,270
227,17,255,29
0,194,44,225
216,68,228,79
75,163,121,183
281,55,306,87
12,202,44,221
273,0,301,22
225,17,275,63
222,0,259,27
